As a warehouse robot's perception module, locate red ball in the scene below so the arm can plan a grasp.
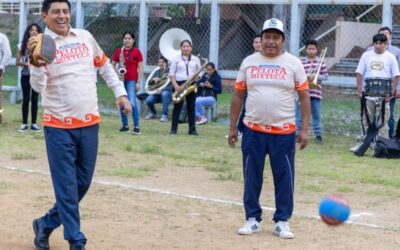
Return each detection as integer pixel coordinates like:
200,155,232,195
319,195,351,226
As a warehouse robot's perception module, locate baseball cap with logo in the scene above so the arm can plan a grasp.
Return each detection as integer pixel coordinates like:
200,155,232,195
262,18,285,38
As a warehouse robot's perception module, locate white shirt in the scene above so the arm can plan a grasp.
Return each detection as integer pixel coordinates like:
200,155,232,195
356,50,400,89
0,32,12,71
168,54,201,81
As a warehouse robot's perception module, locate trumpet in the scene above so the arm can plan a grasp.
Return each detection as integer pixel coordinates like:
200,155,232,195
307,47,327,89
118,46,127,76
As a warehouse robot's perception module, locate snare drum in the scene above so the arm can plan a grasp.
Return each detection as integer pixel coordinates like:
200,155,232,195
364,78,391,97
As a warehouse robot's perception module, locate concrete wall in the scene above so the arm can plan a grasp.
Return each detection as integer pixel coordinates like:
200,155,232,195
335,21,381,62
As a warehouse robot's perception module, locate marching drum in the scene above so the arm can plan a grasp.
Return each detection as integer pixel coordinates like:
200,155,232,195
364,77,391,97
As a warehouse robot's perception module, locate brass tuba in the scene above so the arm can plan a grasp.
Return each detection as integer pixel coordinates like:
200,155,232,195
145,28,192,95
145,64,169,95
172,58,208,104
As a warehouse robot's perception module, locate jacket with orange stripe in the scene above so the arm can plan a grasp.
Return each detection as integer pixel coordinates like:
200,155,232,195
235,51,308,134
30,27,127,129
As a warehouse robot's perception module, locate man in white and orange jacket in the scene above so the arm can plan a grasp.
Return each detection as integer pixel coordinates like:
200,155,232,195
29,1,130,250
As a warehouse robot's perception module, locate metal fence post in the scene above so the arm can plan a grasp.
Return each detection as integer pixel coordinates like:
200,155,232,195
382,0,392,30
75,0,83,29
209,0,220,68
16,0,27,99
139,0,148,68
138,0,148,113
290,0,300,56
18,0,26,44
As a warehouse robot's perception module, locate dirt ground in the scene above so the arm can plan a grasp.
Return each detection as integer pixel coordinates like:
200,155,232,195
1,158,400,250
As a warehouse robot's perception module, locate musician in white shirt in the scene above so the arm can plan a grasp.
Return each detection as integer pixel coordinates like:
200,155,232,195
168,39,201,135
356,33,400,138
0,31,12,124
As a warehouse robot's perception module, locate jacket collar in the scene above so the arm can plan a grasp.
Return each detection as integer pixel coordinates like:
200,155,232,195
44,26,77,39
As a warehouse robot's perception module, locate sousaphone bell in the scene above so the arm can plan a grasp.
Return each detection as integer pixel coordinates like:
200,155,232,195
145,28,192,95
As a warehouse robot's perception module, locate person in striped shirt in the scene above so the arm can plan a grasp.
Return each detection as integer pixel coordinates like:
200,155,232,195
296,39,328,144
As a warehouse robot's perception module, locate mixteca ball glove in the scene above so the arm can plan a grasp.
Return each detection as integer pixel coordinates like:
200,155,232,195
29,33,56,67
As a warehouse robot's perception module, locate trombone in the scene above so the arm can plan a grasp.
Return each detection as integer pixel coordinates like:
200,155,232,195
307,47,327,89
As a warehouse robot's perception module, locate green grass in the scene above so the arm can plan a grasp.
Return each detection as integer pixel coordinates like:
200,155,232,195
2,65,19,86
11,152,37,160
109,165,158,178
0,182,12,194
1,91,400,198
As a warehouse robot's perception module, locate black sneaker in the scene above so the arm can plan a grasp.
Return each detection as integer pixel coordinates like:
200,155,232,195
315,136,323,145
132,127,141,135
70,245,86,250
188,130,199,136
31,124,41,132
170,129,177,135
18,124,28,132
33,218,53,250
119,126,129,132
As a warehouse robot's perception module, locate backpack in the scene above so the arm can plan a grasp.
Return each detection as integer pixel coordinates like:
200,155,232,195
373,137,400,158
179,103,188,123
354,96,385,156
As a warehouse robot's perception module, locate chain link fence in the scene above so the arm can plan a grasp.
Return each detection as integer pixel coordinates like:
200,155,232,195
83,2,139,60
0,1,395,75
218,4,291,70
300,4,381,56
299,4,383,79
146,3,211,65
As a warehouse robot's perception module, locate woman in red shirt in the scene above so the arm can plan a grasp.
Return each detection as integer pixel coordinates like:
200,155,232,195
112,31,143,134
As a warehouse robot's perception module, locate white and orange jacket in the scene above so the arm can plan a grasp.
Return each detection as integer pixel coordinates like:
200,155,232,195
30,27,126,129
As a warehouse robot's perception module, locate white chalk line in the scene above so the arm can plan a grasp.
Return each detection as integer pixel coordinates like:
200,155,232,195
1,166,398,232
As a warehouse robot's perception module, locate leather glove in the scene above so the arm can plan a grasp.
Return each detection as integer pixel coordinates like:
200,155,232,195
28,34,56,67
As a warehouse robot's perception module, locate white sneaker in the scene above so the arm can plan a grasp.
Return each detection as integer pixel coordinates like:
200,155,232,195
356,135,366,142
145,113,155,120
195,116,202,125
349,141,363,152
238,218,261,235
273,221,294,239
160,114,168,122
196,116,208,125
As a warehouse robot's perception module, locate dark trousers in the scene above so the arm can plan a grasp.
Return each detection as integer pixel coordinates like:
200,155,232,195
395,117,400,138
241,126,296,222
39,124,99,246
171,81,196,132
21,75,39,124
388,97,396,138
